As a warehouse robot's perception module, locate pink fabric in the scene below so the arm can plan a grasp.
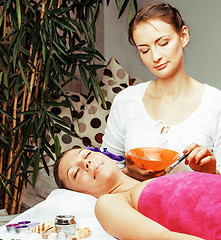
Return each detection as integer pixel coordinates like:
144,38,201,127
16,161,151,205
138,172,221,239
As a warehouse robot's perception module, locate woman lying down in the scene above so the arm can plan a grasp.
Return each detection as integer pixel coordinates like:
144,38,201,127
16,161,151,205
53,148,221,240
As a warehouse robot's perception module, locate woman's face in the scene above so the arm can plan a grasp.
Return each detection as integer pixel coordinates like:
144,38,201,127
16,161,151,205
133,19,189,80
58,148,122,197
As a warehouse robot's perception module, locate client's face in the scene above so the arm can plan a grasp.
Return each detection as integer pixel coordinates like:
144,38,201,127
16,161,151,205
58,148,122,197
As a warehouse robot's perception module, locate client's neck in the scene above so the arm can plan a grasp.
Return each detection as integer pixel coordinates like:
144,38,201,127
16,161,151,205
109,174,139,194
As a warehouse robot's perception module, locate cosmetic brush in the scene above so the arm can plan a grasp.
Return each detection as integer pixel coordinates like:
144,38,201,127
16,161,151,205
165,153,189,173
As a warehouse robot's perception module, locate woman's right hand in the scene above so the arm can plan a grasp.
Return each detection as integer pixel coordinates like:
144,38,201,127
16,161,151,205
122,157,165,181
183,142,218,174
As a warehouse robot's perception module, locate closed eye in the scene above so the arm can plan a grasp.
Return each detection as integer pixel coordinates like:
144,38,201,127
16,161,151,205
159,41,169,46
74,168,79,179
138,49,150,55
85,152,91,158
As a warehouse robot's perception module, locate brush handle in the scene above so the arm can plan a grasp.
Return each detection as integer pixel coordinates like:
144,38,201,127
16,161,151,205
165,153,189,173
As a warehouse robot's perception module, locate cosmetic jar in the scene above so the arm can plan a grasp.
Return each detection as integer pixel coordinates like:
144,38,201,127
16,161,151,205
54,215,76,237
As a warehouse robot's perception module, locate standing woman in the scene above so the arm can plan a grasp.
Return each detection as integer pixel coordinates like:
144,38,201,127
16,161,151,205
101,2,221,180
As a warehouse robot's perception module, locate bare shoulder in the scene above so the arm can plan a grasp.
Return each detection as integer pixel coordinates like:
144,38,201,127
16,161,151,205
129,179,153,210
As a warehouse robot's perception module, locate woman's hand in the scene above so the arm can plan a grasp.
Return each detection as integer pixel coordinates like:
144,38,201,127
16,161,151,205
122,157,165,181
183,142,219,174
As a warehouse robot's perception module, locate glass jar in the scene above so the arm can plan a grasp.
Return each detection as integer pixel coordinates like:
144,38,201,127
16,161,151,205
54,215,77,238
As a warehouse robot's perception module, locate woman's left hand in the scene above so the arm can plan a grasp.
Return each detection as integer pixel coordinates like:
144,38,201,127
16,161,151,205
183,142,218,174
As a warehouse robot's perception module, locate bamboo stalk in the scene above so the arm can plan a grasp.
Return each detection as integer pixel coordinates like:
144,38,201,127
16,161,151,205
9,91,19,215
0,101,7,209
0,102,7,176
9,44,32,214
0,10,7,169
17,178,25,213
26,53,38,110
57,0,61,9
4,91,17,211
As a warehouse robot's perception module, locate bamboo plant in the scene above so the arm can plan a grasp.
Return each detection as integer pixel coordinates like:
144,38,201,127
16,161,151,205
0,0,138,215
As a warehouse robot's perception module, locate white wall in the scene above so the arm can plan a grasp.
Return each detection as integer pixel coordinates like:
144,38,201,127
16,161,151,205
103,0,221,90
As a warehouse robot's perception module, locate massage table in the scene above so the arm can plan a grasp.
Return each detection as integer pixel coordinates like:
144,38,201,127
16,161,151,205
0,189,115,240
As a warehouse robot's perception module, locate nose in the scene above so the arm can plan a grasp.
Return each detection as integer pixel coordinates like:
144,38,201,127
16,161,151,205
83,159,91,171
152,47,162,63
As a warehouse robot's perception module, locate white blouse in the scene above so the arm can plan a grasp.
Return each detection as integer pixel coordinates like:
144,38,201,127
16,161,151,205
101,81,221,172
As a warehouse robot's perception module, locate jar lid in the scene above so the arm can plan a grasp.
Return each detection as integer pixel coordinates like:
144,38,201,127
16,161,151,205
55,215,76,225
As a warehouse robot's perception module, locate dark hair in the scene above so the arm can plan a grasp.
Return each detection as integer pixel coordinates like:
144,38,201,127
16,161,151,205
53,149,71,189
128,1,186,46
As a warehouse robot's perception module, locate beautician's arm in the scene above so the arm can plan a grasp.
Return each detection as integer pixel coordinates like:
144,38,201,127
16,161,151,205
123,157,165,181
95,194,203,240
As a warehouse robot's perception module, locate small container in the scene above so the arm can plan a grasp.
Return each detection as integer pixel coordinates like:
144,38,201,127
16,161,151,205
6,223,19,233
28,222,40,231
54,215,76,237
18,221,31,225
15,225,28,233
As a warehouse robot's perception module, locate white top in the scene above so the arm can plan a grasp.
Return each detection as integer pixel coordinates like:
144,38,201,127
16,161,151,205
101,81,221,172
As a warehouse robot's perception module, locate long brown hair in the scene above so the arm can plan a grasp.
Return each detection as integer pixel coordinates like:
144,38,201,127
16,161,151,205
53,149,71,189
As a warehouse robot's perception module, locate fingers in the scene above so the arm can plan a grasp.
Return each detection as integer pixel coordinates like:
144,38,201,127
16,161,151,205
184,144,213,165
183,142,216,174
183,142,200,155
124,158,165,180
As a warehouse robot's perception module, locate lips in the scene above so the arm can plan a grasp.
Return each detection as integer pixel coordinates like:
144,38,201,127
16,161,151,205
93,163,103,179
155,62,168,71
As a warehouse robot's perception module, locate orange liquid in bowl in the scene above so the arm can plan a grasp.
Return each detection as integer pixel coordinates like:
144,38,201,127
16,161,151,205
125,147,180,171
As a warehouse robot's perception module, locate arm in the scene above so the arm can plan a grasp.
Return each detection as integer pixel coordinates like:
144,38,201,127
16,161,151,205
122,158,165,181
95,194,204,240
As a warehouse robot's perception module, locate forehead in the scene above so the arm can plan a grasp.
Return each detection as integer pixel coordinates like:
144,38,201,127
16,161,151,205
133,19,177,42
58,149,80,181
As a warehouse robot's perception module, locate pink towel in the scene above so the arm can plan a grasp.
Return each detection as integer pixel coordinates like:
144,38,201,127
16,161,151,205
138,172,221,239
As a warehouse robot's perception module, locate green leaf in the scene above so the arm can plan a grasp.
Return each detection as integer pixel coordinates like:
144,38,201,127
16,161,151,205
36,111,46,134
18,46,30,56
53,47,69,65
92,73,107,109
16,0,21,29
106,0,111,6
0,135,9,145
54,124,76,137
41,141,55,161
52,16,77,33
126,0,135,27
3,69,9,100
40,154,50,176
92,1,100,22
22,0,36,15
17,110,38,115
18,60,30,92
79,65,89,91
118,0,129,19
0,72,3,85
115,0,121,11
44,58,50,91
49,7,72,16
0,108,13,119
51,77,66,95
32,152,40,186
54,135,61,158
0,0,13,27
0,176,15,201
86,22,95,49
47,111,67,124
11,118,30,133
52,40,68,56
79,21,90,45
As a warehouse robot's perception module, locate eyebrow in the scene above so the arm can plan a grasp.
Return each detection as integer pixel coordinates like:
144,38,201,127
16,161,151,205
66,149,83,178
137,35,170,47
